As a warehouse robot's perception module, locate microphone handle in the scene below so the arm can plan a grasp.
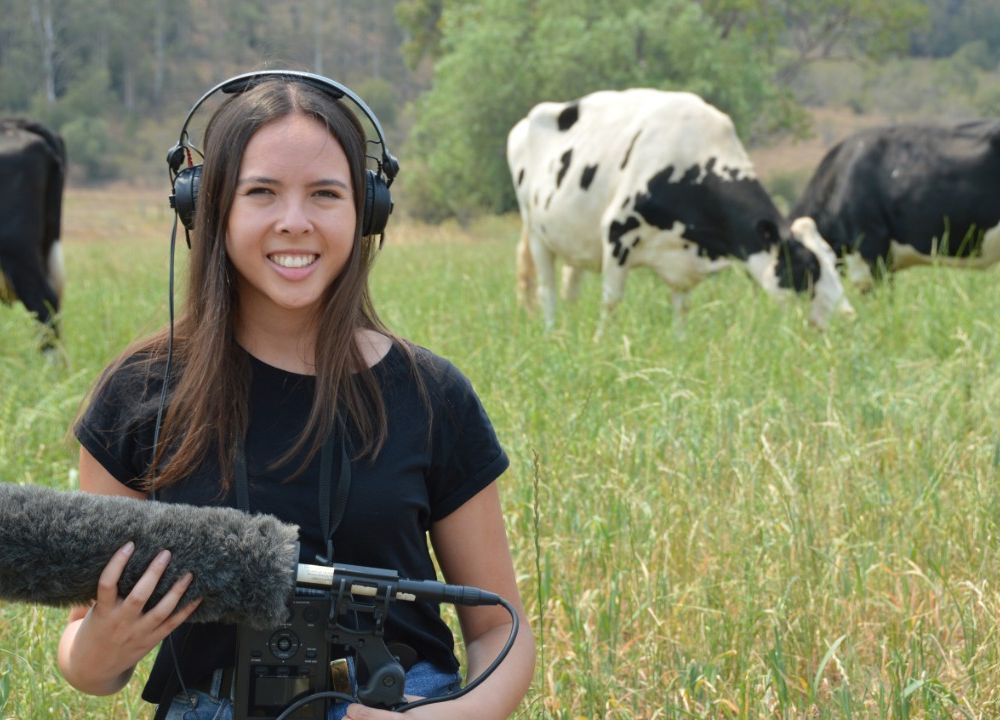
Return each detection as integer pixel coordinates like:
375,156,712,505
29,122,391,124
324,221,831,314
295,562,503,606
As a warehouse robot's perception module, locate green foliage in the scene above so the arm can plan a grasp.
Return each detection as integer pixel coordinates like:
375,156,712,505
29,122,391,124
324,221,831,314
402,0,793,221
792,54,1000,121
952,39,996,72
25,68,122,182
401,0,528,221
974,83,1000,116
59,117,117,181
395,0,448,69
352,76,401,135
911,0,1000,62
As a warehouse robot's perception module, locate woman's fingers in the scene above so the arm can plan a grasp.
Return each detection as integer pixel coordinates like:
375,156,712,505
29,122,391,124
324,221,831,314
94,541,135,607
144,571,195,625
155,593,203,639
94,545,201,631
119,549,173,614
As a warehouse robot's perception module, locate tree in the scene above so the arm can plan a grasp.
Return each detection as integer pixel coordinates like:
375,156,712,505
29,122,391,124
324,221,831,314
910,0,1000,62
779,0,928,67
395,0,448,70
401,0,795,221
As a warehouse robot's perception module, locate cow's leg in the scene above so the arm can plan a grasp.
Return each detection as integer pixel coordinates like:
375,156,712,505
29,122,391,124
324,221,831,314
595,213,636,339
672,291,690,318
528,237,559,330
851,227,893,292
0,255,60,342
596,256,629,341
515,225,536,310
47,240,66,304
0,266,15,304
560,265,583,303
843,252,874,292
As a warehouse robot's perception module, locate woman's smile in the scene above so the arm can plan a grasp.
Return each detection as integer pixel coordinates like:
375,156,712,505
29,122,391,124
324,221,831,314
267,252,321,280
225,112,357,322
268,253,318,269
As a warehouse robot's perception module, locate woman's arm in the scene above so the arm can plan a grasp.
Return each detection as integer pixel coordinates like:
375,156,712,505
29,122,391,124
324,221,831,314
56,447,202,695
345,481,536,720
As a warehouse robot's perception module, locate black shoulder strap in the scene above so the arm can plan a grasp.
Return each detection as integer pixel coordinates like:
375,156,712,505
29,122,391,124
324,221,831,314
316,431,352,565
234,429,351,566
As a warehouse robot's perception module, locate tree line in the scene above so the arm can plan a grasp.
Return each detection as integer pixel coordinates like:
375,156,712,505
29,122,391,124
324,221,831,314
1,0,997,220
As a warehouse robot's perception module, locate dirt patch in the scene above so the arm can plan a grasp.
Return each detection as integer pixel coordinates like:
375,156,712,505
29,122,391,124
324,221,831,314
63,184,174,245
749,106,897,181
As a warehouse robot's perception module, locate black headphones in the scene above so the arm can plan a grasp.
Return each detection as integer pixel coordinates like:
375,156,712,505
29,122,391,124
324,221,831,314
166,70,399,238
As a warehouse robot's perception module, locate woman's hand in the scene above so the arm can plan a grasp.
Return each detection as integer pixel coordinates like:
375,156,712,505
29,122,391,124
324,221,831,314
58,541,202,695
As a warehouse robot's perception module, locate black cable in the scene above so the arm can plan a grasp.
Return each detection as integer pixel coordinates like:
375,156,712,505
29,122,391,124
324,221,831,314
154,208,193,707
272,596,519,719
397,596,519,712
151,208,177,458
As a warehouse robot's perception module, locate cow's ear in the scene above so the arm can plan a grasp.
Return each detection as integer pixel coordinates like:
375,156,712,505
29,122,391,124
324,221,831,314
756,219,780,244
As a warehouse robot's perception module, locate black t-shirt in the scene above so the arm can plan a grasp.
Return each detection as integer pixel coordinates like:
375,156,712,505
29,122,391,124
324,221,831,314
74,341,508,708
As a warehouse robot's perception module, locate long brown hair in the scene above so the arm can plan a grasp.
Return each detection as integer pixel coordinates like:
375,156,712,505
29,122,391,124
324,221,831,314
105,77,397,492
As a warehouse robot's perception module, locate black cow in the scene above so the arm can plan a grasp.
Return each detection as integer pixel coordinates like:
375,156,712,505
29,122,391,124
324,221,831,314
507,89,852,335
792,120,1000,289
0,118,66,344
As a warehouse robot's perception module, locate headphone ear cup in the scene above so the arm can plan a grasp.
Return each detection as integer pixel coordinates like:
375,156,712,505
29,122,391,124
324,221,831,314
362,169,393,238
170,165,202,232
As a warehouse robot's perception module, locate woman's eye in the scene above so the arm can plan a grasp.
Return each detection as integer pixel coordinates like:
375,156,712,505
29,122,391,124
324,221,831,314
314,189,341,199
245,187,273,196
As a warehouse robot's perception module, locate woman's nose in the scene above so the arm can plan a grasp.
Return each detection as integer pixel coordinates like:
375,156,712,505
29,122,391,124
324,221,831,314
275,199,313,235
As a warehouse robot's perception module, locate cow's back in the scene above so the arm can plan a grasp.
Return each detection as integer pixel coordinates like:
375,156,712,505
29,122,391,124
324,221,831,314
0,120,65,258
794,121,1000,261
508,89,752,268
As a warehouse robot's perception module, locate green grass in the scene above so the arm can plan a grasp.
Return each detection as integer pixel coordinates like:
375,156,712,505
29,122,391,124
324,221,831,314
2,190,999,718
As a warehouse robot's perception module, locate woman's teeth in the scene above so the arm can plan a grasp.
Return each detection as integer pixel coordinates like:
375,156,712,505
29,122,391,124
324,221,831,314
270,254,317,268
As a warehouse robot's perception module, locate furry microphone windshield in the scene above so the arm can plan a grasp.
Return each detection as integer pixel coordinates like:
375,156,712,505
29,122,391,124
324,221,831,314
0,482,299,629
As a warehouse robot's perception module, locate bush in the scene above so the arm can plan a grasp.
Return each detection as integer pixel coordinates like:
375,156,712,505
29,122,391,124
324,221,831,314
953,40,995,71
60,117,119,182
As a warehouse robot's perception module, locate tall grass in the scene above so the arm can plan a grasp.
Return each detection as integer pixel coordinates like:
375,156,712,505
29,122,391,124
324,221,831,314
2,190,999,718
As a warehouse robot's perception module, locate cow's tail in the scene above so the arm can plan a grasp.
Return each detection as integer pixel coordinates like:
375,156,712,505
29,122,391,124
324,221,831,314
516,224,537,310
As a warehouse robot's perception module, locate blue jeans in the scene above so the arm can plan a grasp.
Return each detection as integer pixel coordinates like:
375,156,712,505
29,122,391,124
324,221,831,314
161,661,462,719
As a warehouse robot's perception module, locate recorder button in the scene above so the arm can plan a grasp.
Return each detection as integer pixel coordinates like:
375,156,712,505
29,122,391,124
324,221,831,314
268,631,300,660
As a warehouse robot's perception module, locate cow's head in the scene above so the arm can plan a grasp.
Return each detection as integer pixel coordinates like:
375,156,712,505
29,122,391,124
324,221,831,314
788,217,854,327
745,218,853,329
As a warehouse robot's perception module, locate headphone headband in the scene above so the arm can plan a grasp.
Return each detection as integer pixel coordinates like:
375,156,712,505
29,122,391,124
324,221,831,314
167,70,398,238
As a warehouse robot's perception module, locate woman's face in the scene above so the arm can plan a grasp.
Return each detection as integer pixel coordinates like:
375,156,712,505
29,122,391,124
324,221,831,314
226,112,357,326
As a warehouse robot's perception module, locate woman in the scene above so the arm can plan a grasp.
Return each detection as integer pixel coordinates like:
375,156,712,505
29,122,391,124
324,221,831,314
57,72,534,720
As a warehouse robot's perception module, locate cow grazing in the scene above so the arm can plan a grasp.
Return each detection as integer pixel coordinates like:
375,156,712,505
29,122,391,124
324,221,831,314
792,120,1000,290
0,118,66,345
507,89,851,336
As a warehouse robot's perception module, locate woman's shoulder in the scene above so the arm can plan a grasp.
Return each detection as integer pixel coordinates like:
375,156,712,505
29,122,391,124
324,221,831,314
91,346,170,399
386,339,461,378
381,339,478,404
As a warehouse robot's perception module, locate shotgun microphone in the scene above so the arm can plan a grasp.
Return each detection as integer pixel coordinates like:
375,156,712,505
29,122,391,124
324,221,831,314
0,482,299,628
0,483,505,629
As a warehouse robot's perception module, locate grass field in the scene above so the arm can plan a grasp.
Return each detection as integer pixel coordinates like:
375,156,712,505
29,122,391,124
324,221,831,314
1,187,999,719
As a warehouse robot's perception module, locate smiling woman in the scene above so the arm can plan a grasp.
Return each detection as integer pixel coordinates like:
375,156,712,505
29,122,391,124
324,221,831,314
55,71,535,720
226,113,358,370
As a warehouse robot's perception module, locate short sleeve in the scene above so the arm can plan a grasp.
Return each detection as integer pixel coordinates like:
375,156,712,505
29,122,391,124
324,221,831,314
423,356,509,521
74,355,161,491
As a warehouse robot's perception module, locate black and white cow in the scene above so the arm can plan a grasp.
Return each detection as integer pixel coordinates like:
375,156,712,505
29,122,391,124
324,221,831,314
792,120,1000,290
0,118,66,343
507,89,851,335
